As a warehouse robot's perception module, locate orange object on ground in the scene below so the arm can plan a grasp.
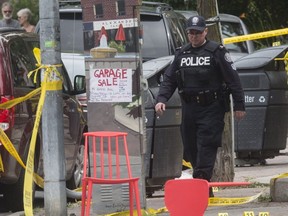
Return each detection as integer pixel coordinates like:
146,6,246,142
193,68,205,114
164,179,209,216
81,131,142,216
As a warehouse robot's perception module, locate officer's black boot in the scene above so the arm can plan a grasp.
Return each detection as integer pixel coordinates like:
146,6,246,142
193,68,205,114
209,187,214,197
193,171,214,197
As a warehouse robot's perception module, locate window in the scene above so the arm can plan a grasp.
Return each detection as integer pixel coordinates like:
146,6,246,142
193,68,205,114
221,21,248,53
94,3,103,18
140,15,169,61
10,40,37,87
116,0,126,16
167,17,187,49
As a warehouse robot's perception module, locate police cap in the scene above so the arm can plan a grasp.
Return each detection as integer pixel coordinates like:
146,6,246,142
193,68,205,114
186,15,206,32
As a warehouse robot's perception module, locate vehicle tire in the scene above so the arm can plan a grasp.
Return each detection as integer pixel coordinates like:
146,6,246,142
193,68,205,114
66,144,85,192
3,164,27,212
3,140,40,212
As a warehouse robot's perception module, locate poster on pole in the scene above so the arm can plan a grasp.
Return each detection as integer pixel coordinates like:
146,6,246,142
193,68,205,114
89,68,132,102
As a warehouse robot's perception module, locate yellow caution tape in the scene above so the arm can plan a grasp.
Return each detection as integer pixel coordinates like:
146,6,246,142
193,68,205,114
0,153,3,172
273,173,288,179
102,209,155,216
0,128,43,185
22,47,63,216
147,207,168,214
223,28,288,44
0,47,63,215
208,191,263,206
101,208,165,216
274,57,288,61
0,88,41,109
0,113,43,216
270,172,288,186
98,190,263,215
275,51,288,73
182,159,192,169
0,87,43,188
0,128,27,168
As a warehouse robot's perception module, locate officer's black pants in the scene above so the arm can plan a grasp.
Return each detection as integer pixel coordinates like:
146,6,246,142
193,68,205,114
181,100,225,181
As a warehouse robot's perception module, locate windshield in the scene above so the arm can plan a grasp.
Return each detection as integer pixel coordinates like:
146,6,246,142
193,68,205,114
141,14,170,61
166,16,187,49
221,21,248,54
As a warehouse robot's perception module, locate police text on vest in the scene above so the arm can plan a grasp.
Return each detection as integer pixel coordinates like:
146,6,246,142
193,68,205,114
180,56,210,67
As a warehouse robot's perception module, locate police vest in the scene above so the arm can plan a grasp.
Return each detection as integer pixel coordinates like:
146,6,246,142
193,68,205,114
176,41,223,91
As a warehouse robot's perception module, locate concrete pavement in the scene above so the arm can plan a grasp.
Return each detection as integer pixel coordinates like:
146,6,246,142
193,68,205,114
6,148,288,216
62,149,288,216
142,151,288,216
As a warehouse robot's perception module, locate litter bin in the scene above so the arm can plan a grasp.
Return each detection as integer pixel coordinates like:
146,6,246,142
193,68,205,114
142,56,183,196
234,45,288,166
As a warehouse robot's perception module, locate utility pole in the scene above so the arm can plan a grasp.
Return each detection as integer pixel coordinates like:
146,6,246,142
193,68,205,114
197,0,235,182
39,0,67,215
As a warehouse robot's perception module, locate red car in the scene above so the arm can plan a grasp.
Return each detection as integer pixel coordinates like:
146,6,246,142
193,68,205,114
0,28,87,212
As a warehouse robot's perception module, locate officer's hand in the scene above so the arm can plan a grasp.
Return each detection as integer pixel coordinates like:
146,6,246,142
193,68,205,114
234,111,246,121
155,102,166,115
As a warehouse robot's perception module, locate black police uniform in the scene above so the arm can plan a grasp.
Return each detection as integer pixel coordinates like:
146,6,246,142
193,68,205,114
156,40,245,182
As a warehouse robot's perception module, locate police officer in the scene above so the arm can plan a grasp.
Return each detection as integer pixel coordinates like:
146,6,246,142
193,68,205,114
155,15,246,196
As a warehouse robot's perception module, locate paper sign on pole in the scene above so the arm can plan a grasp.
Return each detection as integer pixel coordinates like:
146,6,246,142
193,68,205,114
89,68,132,103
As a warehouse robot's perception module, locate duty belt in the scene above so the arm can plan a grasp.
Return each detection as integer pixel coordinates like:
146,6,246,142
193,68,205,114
181,90,219,106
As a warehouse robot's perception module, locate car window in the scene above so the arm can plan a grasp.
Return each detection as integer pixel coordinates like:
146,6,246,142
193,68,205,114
60,12,84,53
10,37,73,93
221,21,248,53
10,40,37,87
141,14,170,61
166,17,187,49
25,38,73,93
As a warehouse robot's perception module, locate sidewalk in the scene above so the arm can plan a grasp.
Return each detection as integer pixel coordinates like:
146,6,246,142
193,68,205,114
145,187,288,216
11,151,288,216
63,153,288,216
144,152,288,216
61,182,287,216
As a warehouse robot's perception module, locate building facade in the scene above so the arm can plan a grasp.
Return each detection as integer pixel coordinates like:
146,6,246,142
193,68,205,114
81,0,141,52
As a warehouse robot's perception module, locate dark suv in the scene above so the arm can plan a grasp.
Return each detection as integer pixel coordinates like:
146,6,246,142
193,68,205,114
140,1,188,62
0,28,87,212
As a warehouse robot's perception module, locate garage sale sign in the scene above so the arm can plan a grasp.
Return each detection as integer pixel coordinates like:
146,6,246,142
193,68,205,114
89,68,132,102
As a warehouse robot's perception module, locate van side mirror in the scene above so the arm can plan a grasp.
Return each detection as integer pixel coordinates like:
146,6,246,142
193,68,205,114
74,75,86,94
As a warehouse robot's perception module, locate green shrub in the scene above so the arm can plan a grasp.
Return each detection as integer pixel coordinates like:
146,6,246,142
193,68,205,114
109,40,126,52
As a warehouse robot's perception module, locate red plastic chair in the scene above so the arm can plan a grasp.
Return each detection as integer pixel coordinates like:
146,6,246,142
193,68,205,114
81,131,142,216
164,179,209,216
